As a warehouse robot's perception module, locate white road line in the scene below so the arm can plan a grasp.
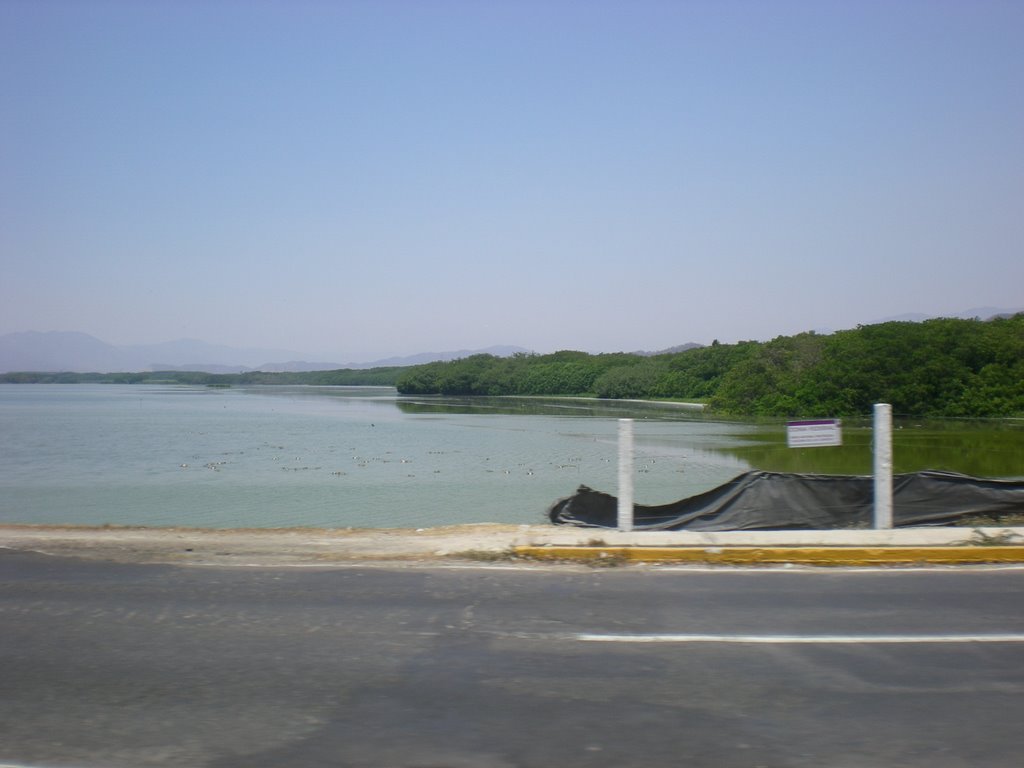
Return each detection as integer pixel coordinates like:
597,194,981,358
575,633,1024,644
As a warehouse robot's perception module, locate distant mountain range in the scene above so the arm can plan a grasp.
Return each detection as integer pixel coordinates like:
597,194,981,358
0,331,530,374
2,307,1019,374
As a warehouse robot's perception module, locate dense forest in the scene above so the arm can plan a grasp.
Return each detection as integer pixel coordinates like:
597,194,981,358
4,316,1022,418
395,315,1024,417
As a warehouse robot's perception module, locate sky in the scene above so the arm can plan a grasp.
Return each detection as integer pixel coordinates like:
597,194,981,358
1,0,1022,362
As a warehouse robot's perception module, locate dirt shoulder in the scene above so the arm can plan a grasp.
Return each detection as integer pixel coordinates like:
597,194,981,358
0,523,538,567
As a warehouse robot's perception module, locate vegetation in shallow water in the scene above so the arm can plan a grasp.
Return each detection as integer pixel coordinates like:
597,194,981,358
719,420,1024,477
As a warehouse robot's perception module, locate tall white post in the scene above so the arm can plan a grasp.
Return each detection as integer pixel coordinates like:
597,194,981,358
618,418,634,531
873,403,893,529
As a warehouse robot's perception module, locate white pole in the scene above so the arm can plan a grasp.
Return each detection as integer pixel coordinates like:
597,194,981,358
618,418,634,531
873,403,893,529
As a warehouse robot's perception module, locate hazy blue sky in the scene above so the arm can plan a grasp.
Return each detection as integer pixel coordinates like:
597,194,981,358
2,1,1022,361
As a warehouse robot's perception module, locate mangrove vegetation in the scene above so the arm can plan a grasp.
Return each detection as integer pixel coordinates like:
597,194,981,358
395,315,1024,418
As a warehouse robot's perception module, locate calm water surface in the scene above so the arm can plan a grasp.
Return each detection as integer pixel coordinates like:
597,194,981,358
1,385,1020,529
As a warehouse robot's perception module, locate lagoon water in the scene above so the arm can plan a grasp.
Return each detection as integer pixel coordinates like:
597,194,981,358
2,385,1021,529
0,385,756,529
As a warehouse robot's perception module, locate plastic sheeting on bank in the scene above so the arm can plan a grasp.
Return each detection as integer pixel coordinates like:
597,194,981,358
548,471,1024,530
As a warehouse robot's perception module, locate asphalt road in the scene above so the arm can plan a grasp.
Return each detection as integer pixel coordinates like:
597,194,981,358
2,552,1023,768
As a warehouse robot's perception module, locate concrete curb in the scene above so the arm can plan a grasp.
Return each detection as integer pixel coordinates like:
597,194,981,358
512,545,1024,566
513,527,1024,548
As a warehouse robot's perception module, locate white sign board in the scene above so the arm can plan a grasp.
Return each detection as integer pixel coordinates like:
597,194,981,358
787,419,842,448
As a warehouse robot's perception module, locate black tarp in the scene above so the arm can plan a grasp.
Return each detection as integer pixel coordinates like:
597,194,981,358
548,470,1024,531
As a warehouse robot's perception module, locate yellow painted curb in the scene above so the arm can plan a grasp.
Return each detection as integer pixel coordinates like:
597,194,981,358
512,545,1024,566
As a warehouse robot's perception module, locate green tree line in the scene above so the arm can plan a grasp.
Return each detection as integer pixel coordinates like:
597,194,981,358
395,315,1024,417
393,344,762,400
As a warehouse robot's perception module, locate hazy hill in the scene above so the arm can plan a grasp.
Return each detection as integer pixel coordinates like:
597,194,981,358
0,332,307,373
0,331,127,373
0,332,529,374
633,343,703,356
349,346,529,369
